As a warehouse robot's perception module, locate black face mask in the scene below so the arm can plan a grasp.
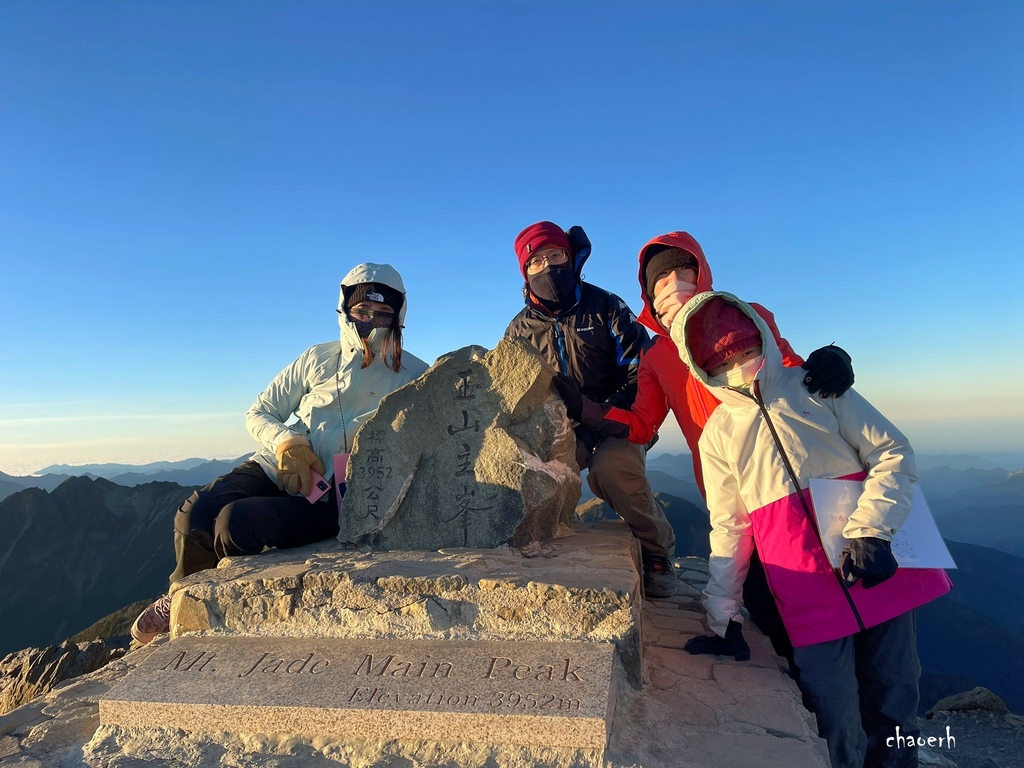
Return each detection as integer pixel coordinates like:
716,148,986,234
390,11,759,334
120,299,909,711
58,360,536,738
527,264,579,310
352,318,375,339
347,309,395,339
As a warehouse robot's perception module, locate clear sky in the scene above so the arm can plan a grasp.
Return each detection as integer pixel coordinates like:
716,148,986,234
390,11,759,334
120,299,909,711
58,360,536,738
1,2,1022,475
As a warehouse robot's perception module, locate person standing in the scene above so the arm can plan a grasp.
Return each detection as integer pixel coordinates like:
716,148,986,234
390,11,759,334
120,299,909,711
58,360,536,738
505,221,678,597
673,292,951,768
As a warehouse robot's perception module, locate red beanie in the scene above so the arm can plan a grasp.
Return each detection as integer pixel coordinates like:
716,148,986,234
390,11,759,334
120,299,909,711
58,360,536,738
687,298,762,371
514,221,571,278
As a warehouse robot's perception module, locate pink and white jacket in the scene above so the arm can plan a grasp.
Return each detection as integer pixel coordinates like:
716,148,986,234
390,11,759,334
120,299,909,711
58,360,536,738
670,292,952,648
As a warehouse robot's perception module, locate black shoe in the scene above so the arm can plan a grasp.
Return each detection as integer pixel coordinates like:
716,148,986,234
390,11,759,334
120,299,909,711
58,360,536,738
643,554,677,598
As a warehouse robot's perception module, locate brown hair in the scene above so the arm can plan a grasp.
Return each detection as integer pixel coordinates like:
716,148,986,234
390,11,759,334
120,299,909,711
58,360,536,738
359,325,403,372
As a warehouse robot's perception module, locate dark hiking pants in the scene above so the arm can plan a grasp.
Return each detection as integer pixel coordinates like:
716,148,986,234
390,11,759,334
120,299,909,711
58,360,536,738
584,437,676,559
793,610,921,768
744,550,794,667
169,460,340,585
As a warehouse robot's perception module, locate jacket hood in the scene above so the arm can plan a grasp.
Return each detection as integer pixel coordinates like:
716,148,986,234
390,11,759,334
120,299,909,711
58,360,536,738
636,231,713,336
339,262,409,322
671,291,781,404
338,263,409,351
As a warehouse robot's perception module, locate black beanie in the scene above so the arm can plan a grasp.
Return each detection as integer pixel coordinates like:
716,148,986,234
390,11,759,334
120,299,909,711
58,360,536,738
644,247,698,300
344,282,404,315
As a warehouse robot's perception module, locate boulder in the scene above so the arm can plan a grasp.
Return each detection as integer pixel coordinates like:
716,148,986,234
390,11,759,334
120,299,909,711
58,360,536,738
927,686,1010,718
338,337,580,550
0,640,117,715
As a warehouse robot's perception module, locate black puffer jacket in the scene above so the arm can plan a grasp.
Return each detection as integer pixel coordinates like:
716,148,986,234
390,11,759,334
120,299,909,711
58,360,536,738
505,281,651,410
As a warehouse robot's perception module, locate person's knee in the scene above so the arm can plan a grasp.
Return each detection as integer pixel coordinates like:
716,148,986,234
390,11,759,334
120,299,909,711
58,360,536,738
586,438,620,473
175,489,224,536
174,493,203,536
586,458,629,499
213,502,261,559
592,440,644,479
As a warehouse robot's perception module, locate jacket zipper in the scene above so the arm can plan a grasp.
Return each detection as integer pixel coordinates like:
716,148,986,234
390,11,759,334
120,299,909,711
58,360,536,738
554,322,569,376
750,381,866,633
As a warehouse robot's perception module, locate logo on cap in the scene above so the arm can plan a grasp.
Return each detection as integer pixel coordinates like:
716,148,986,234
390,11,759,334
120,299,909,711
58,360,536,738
367,292,384,302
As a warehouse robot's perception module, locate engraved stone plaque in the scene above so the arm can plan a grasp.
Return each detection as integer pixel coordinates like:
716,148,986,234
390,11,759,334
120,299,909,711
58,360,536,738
100,636,616,749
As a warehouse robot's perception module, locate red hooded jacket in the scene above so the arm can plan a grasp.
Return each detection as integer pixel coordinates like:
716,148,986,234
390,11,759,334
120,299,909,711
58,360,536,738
603,232,803,494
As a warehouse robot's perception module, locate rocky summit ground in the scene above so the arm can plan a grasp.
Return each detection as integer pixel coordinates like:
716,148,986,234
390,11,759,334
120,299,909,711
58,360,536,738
917,709,1024,768
1,553,1022,767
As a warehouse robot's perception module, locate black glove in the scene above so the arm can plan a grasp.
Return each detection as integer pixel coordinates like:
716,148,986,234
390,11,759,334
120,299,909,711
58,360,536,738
573,425,599,470
683,620,750,661
801,344,854,398
841,537,898,588
553,374,583,422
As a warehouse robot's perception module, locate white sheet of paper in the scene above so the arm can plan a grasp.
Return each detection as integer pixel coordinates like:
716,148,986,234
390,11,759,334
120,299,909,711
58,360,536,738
808,478,957,570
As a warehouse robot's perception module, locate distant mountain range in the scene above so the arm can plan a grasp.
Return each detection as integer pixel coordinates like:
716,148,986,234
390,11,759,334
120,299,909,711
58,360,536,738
917,540,1024,713
0,455,250,502
918,467,1024,559
913,452,1024,472
34,458,215,476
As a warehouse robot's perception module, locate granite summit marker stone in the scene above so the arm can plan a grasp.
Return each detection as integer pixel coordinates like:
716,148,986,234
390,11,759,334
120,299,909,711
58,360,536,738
99,636,616,749
337,338,580,550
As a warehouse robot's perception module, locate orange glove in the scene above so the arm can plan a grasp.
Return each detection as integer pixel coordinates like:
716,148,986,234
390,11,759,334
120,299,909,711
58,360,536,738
275,438,326,497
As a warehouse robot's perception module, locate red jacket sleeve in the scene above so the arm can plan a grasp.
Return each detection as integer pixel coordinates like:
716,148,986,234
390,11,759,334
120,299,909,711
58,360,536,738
601,349,669,445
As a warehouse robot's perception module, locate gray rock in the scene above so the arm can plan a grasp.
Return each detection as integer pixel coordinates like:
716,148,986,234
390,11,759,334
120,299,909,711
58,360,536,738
918,744,958,767
0,640,117,716
927,686,1010,717
339,338,580,550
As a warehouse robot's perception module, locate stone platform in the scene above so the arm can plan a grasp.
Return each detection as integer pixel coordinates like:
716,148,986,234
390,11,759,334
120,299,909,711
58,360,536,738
0,528,832,766
165,521,645,688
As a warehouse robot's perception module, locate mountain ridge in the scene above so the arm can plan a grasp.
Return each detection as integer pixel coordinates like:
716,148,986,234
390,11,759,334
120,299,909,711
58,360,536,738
0,476,191,655
0,456,249,502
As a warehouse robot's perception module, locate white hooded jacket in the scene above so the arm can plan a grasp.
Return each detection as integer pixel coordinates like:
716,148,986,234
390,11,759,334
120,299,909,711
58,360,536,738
670,291,950,647
246,263,430,488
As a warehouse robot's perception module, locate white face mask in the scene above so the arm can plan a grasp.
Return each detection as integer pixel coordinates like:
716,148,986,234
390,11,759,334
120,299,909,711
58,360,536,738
707,354,764,389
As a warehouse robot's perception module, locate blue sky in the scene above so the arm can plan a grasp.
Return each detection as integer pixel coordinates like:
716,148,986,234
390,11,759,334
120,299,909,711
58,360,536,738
1,1,1022,474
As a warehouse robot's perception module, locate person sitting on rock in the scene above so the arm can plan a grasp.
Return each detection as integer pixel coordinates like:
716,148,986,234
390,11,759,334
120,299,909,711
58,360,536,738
672,291,952,768
504,220,678,598
131,263,430,644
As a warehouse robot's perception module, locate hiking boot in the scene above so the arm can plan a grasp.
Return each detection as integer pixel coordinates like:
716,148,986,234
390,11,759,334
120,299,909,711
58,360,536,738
643,554,677,598
131,594,172,645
